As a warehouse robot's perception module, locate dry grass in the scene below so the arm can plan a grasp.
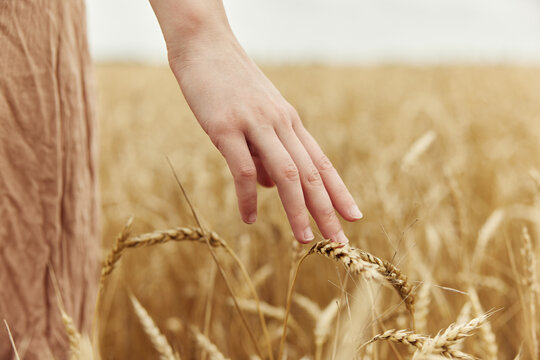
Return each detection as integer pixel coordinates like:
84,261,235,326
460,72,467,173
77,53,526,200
91,64,540,359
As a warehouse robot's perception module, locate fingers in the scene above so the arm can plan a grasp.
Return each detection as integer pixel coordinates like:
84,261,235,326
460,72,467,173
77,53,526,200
249,128,314,244
215,132,258,224
253,156,275,187
275,127,349,244
294,123,362,222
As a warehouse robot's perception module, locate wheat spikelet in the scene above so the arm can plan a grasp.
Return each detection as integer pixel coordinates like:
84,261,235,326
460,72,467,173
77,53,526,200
419,312,490,357
309,240,381,279
130,295,180,360
357,248,415,316
468,289,497,359
309,240,414,317
369,328,477,360
100,217,134,282
125,227,224,248
191,326,229,360
101,222,224,286
369,329,427,348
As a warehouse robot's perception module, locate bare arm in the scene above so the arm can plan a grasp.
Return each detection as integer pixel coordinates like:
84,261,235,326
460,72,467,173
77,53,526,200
149,0,362,244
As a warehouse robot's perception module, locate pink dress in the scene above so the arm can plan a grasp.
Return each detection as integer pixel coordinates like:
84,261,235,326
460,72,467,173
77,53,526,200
0,1,100,358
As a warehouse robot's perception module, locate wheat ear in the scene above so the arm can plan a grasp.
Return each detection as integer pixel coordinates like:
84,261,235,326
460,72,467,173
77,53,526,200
100,217,134,284
310,240,414,316
309,241,381,279
418,312,491,358
130,295,180,360
368,329,476,360
191,326,230,360
101,223,224,286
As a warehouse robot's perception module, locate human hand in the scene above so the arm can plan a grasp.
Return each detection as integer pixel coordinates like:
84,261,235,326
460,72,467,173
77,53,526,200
167,37,362,244
150,0,362,244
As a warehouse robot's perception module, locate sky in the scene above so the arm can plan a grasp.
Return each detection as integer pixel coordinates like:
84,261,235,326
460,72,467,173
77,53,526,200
86,0,540,64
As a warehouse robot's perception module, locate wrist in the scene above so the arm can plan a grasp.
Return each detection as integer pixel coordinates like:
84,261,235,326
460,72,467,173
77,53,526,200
149,0,235,65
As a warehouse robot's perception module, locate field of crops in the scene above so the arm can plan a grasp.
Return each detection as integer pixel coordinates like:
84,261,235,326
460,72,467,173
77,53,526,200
93,64,540,359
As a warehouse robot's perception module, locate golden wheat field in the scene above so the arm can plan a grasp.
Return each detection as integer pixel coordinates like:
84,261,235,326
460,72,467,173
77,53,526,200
92,63,540,360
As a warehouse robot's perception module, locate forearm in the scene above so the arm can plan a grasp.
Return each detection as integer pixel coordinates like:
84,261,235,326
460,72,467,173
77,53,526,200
149,0,236,63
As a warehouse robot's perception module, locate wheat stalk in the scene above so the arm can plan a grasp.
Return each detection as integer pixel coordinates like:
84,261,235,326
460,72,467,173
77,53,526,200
130,295,180,360
3,320,21,360
521,226,539,359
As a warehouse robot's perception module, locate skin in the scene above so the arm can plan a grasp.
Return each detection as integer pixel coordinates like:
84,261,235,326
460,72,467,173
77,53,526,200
149,0,363,244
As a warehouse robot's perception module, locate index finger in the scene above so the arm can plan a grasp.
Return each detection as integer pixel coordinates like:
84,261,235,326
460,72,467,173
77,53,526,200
294,124,363,222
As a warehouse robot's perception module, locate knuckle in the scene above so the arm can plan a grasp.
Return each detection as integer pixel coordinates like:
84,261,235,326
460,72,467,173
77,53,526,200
236,164,257,180
317,154,334,172
279,162,299,182
273,106,293,128
287,104,301,122
305,167,322,186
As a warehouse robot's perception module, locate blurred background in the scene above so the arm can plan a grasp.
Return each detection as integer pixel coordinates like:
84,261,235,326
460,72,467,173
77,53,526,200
87,0,540,64
89,1,540,359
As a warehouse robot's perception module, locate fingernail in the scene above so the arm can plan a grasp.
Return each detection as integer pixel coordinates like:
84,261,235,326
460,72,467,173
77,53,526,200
246,213,257,224
303,227,314,242
349,205,363,219
335,230,349,244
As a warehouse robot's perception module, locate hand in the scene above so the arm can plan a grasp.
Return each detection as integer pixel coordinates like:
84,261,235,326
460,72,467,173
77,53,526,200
165,34,363,244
